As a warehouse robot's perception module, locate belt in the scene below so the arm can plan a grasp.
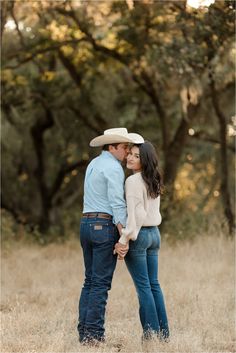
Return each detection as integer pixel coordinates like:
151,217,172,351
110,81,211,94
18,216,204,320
82,212,112,220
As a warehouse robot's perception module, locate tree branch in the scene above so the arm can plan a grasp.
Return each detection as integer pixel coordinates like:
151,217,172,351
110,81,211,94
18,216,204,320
10,6,25,47
50,159,88,200
69,106,102,134
52,7,127,64
5,38,87,69
139,69,169,152
58,49,83,87
192,131,235,153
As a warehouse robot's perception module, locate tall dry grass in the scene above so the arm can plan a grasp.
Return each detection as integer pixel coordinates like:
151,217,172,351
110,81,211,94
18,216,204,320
1,234,235,353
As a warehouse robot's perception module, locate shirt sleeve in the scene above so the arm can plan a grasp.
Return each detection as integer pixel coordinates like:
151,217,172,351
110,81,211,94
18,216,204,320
119,178,147,244
105,165,127,226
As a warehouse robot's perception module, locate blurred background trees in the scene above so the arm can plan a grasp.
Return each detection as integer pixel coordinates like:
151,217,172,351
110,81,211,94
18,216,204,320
1,0,235,241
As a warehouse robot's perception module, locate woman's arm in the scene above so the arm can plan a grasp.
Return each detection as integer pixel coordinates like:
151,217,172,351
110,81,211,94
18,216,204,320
119,177,147,245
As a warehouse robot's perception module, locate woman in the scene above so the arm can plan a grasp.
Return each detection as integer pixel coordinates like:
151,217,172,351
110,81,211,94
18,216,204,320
115,141,169,341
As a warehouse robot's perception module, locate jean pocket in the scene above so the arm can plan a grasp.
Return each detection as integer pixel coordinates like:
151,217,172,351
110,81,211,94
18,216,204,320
130,230,147,250
79,222,86,245
90,223,115,244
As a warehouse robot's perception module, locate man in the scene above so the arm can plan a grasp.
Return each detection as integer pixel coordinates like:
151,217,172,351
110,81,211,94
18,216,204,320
78,128,144,345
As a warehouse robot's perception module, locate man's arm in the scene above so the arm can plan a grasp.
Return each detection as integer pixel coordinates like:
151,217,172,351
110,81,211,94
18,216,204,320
105,165,128,258
106,166,127,226
116,222,123,236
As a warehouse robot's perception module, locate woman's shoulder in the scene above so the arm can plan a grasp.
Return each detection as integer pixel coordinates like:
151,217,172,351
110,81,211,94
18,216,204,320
126,172,142,181
125,173,143,187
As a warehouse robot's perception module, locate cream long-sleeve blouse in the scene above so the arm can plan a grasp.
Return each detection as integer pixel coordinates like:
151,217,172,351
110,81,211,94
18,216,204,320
119,172,162,245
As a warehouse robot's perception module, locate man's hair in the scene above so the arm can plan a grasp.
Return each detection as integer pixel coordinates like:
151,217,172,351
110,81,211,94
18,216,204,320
102,143,120,151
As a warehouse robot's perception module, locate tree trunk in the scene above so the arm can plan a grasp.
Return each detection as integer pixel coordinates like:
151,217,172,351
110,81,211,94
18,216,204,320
30,106,54,234
164,117,189,188
30,101,89,234
209,72,235,235
164,99,200,200
1,1,14,40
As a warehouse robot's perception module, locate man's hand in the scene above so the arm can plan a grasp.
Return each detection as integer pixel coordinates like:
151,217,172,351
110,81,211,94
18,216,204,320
114,242,129,260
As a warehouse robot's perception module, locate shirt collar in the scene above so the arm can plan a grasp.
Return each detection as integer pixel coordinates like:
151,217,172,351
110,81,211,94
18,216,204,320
101,150,121,163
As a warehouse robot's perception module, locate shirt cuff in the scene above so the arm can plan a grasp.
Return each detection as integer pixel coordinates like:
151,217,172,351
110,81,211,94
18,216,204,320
112,209,127,227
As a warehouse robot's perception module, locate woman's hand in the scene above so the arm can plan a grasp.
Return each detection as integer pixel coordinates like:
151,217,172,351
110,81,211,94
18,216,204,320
114,242,129,259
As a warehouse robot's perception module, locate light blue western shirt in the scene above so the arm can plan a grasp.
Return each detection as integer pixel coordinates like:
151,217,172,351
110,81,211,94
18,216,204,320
83,151,127,226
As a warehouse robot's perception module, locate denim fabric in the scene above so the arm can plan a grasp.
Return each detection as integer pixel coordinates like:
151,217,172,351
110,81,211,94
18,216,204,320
125,226,169,340
78,216,119,343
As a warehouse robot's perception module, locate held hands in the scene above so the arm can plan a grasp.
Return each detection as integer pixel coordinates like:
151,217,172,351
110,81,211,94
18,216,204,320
113,242,129,260
115,223,129,260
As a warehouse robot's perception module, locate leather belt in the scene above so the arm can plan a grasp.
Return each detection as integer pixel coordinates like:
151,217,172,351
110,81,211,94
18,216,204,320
82,212,112,220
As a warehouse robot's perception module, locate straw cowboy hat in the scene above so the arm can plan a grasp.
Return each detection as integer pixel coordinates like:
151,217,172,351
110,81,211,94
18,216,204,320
89,128,144,147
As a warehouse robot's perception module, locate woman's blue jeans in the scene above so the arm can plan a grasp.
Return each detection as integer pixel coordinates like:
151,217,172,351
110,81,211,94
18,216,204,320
125,226,169,340
78,217,119,343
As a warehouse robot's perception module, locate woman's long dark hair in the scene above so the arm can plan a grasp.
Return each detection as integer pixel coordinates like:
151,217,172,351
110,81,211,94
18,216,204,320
135,141,163,198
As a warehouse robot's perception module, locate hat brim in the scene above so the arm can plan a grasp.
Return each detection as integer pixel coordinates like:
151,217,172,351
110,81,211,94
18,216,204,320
90,134,134,147
128,133,144,144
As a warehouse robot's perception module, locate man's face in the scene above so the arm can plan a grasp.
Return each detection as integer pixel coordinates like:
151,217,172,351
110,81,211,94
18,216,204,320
109,143,129,162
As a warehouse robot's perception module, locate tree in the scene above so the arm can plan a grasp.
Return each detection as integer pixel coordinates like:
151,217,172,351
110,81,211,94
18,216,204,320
1,0,235,235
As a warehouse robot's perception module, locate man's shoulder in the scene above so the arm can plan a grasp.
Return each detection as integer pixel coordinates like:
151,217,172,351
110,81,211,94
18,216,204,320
93,153,123,175
86,156,99,170
89,153,117,165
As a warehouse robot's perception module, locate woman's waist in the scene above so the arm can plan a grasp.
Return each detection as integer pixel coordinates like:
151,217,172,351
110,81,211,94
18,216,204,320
141,225,158,230
142,215,162,227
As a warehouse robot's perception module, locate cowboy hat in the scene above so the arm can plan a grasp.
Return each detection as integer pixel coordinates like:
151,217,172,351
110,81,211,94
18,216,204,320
89,128,144,147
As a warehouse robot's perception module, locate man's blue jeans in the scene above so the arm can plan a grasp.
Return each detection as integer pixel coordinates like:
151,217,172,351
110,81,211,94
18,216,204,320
125,226,169,340
78,216,119,342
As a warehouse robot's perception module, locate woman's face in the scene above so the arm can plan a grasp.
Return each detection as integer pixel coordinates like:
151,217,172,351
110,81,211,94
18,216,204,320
126,146,142,172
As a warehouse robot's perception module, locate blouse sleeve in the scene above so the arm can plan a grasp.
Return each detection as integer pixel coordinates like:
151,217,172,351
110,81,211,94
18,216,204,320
119,178,147,245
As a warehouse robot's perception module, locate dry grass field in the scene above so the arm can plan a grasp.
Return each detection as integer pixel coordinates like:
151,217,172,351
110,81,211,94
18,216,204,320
1,234,235,353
